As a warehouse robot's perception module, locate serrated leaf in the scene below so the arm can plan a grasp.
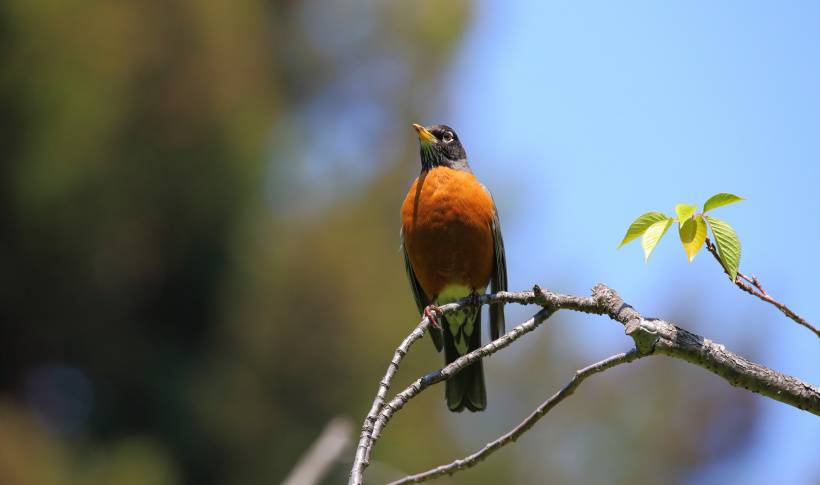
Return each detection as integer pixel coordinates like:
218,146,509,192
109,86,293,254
618,212,669,248
706,216,741,281
679,215,707,262
641,218,673,262
674,203,697,228
703,193,744,213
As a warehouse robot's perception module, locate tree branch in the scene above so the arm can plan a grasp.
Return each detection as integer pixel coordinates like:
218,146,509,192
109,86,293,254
349,284,820,485
367,306,555,450
592,284,819,413
704,237,819,338
386,349,643,484
350,314,432,482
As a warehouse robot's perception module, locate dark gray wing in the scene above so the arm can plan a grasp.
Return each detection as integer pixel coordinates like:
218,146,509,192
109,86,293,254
400,228,444,351
485,191,507,340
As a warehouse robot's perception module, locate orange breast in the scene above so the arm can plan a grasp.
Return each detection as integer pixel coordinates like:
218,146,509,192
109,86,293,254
401,166,496,301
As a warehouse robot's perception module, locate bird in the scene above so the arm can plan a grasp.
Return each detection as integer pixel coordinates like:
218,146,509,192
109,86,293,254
400,123,507,412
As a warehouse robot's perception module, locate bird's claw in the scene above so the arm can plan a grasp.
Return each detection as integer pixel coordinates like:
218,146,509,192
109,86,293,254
423,304,442,330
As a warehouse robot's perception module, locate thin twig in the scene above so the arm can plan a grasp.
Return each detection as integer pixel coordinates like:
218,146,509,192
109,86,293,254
350,310,439,483
387,349,642,484
704,237,819,338
367,307,555,451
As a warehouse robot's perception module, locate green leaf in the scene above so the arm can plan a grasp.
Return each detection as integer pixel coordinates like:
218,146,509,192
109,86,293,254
706,216,741,280
618,212,669,248
674,203,697,228
703,193,744,213
679,215,708,262
641,218,673,262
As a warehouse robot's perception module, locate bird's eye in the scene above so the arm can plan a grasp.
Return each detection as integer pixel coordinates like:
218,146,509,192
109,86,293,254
442,131,454,143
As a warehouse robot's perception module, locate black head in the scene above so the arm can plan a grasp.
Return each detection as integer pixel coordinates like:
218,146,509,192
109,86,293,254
412,123,469,172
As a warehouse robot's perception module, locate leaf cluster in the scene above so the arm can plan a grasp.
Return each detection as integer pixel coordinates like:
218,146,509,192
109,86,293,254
619,193,744,280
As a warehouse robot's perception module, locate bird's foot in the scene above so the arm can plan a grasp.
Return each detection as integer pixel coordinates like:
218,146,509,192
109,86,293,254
423,304,442,330
469,292,481,307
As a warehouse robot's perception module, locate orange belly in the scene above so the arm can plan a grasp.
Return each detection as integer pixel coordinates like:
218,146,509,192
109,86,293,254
401,166,496,301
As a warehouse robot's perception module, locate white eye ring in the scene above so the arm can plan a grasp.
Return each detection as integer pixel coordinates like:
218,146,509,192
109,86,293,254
442,132,454,143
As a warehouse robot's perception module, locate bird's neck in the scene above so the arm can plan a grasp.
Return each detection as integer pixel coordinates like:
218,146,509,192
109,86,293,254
420,148,470,173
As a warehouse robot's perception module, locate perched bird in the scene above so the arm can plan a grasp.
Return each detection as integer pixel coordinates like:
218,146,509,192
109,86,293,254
400,123,507,412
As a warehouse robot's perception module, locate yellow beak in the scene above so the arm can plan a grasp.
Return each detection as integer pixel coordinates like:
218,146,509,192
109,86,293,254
412,123,436,144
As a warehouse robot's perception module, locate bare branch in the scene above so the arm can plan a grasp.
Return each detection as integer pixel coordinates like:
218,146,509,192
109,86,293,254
367,307,555,450
592,284,820,412
704,237,819,338
387,349,643,484
350,312,437,483
349,284,820,485
350,300,486,483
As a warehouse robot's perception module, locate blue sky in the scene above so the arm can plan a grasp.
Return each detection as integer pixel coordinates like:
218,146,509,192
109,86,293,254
436,2,819,483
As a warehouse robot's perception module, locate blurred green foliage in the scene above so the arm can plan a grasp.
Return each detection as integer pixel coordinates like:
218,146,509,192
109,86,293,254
0,1,760,484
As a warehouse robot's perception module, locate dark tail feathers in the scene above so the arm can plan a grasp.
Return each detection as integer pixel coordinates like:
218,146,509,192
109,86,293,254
443,312,486,412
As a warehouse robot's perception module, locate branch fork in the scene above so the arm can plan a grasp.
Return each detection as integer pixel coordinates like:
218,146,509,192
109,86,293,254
349,284,820,485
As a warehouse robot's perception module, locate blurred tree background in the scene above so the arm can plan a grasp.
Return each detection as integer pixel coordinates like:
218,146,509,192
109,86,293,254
0,1,780,484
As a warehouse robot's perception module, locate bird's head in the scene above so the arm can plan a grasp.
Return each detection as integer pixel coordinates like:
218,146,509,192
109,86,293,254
412,123,468,172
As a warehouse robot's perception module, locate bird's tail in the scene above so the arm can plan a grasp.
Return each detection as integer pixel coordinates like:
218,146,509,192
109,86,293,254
443,312,486,412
